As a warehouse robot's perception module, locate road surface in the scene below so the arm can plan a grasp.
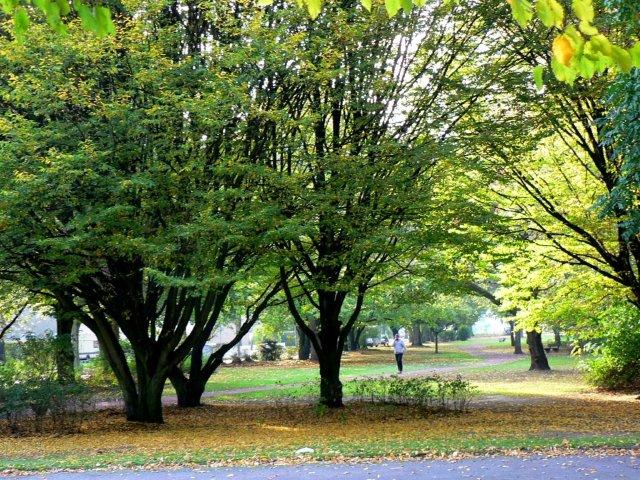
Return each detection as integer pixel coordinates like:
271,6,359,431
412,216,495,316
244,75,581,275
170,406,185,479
13,454,639,479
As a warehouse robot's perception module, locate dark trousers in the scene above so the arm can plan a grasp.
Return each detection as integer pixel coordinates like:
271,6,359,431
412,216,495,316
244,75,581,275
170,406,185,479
395,353,403,372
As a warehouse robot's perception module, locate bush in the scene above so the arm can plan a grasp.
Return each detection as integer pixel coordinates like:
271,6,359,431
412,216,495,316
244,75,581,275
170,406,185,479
0,335,95,434
350,375,476,412
586,304,640,390
259,339,283,361
456,325,473,341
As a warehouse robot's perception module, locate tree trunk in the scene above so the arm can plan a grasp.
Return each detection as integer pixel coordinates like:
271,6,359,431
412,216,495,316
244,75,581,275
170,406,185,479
71,319,80,371
297,325,311,360
390,326,399,336
509,320,515,346
318,351,343,407
347,326,364,351
55,313,75,383
434,331,439,354
514,329,523,354
410,321,423,347
0,340,5,363
309,318,319,362
553,327,562,348
169,367,206,408
526,330,551,371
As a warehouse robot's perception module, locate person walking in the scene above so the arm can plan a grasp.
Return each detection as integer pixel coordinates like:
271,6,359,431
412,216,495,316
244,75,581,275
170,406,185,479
393,333,406,373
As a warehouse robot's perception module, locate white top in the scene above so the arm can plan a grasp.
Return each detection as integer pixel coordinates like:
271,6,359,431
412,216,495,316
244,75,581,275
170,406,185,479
393,338,406,354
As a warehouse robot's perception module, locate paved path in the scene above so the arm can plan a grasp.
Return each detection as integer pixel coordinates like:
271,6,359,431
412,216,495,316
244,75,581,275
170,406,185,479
13,455,640,479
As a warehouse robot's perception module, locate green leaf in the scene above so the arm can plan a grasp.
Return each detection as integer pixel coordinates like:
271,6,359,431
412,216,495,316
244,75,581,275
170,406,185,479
385,0,401,17
589,34,612,56
360,0,372,11
629,42,640,68
95,5,115,36
256,0,274,5
73,1,98,33
508,0,533,28
0,0,17,15
578,21,598,36
533,65,544,89
13,6,29,37
401,0,412,13
306,0,322,19
571,0,594,24
55,0,70,16
535,0,564,29
610,45,632,73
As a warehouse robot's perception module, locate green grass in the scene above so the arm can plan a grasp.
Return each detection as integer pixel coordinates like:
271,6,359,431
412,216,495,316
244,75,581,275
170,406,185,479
3,433,638,472
165,347,478,395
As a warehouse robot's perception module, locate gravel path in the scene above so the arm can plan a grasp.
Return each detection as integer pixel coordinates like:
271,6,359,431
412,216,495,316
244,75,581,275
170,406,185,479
13,454,640,480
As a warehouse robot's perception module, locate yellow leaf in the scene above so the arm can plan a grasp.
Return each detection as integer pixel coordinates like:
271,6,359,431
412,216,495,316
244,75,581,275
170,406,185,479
552,35,574,67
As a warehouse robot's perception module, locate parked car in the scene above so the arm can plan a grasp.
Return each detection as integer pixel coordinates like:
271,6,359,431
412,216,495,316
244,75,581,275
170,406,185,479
379,336,389,346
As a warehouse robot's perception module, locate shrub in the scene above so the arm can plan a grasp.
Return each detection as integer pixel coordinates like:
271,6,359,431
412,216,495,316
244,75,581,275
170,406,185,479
0,334,95,434
456,325,473,341
350,375,476,412
259,340,283,361
586,304,640,391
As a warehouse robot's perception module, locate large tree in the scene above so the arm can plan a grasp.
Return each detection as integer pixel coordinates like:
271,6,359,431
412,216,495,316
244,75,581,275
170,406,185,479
241,1,501,407
0,4,283,422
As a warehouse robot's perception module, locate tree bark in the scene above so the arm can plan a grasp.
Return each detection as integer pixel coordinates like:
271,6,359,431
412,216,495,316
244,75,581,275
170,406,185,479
509,320,515,347
514,329,523,354
170,367,206,408
297,325,311,360
0,340,4,363
553,327,562,348
410,321,423,347
347,326,364,351
55,311,76,383
434,331,439,354
526,330,551,371
318,350,343,407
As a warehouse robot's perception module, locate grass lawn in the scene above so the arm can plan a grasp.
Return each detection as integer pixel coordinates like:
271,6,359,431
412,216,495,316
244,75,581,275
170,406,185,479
2,399,639,472
167,345,477,394
3,338,637,473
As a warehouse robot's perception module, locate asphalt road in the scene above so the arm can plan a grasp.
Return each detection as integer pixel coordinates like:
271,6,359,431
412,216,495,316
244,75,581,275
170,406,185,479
13,454,639,480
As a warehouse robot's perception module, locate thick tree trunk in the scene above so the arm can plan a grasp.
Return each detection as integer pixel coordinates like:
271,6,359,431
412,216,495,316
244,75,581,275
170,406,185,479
55,313,75,383
553,327,562,348
169,367,206,408
318,351,343,407
297,325,311,360
526,330,551,371
514,329,523,354
410,322,422,347
0,340,4,363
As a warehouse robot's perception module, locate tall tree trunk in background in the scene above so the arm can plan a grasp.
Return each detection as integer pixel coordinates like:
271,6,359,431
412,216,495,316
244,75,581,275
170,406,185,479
0,341,5,363
509,320,515,346
309,318,319,363
410,321,423,347
514,329,523,354
297,325,311,360
526,330,551,370
553,327,562,348
71,319,80,371
55,306,76,383
348,326,364,351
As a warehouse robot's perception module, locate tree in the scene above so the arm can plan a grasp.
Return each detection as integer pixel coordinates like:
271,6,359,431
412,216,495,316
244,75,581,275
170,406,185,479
250,1,498,407
0,6,283,422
